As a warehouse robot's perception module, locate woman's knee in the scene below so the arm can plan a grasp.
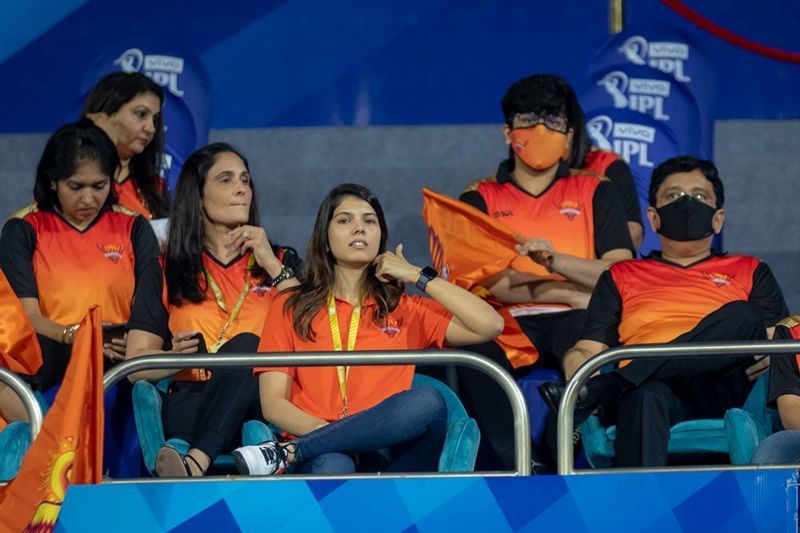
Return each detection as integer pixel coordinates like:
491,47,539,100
409,385,447,420
752,430,800,464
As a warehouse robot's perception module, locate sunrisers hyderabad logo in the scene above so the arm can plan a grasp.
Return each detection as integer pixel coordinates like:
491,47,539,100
703,272,732,287
555,200,582,221
24,438,76,532
97,244,126,263
380,317,403,339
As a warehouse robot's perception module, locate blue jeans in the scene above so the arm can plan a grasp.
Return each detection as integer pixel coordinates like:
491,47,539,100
289,385,447,474
752,430,800,464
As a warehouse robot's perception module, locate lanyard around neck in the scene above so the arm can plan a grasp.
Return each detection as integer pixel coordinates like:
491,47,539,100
205,254,255,353
327,292,361,418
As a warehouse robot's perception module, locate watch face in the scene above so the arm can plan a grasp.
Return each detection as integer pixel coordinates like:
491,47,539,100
421,266,438,279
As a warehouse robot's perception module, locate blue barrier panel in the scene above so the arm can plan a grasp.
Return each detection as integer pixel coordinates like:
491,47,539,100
57,469,797,532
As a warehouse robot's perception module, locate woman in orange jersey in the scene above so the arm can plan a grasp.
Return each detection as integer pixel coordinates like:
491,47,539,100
232,183,504,476
0,123,160,391
125,143,302,477
82,72,170,220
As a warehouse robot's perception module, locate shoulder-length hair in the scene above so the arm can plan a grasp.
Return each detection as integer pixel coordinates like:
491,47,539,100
286,183,402,341
33,122,120,212
81,71,170,217
165,142,266,305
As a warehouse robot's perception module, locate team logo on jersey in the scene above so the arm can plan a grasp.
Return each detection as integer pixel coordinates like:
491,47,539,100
380,317,403,338
555,200,582,221
702,272,732,287
97,244,125,263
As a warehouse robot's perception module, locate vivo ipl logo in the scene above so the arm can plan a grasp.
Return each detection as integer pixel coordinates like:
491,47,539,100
587,115,655,168
599,71,671,120
114,48,185,97
618,36,691,82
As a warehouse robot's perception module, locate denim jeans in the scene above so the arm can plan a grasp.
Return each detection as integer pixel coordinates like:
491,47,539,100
290,385,447,474
751,430,800,464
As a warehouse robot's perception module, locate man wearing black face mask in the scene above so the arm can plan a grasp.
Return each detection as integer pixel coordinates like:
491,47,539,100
540,155,788,467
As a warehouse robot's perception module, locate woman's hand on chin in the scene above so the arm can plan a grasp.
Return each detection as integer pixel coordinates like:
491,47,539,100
374,244,421,284
229,225,280,272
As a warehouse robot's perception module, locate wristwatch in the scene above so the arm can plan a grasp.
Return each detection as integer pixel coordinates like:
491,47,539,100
271,264,296,287
415,266,438,293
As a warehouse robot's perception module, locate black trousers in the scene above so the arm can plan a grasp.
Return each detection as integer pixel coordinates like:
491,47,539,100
611,301,765,467
457,310,586,470
161,333,262,461
22,335,70,392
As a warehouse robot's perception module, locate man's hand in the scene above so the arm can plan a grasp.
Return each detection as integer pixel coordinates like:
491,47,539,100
746,355,770,382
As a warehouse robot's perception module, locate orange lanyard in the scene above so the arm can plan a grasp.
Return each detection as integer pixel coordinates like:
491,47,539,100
204,255,255,353
327,292,361,418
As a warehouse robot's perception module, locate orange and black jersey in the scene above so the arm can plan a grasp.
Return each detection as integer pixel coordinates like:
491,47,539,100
0,205,159,326
581,253,788,349
767,317,800,405
114,175,167,220
127,247,302,362
459,160,634,259
581,150,642,226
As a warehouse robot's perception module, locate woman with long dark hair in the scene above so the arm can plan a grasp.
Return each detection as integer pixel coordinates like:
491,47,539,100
232,183,504,475
0,122,160,390
82,71,170,219
125,142,301,477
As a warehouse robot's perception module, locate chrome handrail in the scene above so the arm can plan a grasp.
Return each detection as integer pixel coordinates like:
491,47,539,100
557,340,800,475
0,367,43,441
104,350,531,475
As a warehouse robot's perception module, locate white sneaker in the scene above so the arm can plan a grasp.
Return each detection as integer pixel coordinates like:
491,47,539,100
232,441,288,475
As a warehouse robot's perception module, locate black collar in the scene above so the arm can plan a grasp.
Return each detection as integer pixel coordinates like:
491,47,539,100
495,159,571,198
646,250,727,269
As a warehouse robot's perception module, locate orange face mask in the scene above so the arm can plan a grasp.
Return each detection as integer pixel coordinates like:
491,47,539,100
510,126,567,171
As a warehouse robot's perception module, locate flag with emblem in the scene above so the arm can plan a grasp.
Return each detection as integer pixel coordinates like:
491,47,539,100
0,306,104,532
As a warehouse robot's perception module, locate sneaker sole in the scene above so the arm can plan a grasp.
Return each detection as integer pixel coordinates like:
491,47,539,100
231,449,251,475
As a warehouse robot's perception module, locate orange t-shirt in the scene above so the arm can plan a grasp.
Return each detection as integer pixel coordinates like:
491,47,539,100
582,149,619,177
255,292,452,422
115,176,165,220
13,206,139,325
168,253,279,381
610,255,761,345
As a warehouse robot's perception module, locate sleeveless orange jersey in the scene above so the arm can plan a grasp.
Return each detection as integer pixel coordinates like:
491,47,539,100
18,206,137,325
168,252,278,381
610,255,760,346
0,269,41,375
582,149,620,177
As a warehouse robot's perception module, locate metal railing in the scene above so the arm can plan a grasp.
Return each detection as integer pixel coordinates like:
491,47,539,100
104,349,532,476
0,367,43,441
557,340,800,475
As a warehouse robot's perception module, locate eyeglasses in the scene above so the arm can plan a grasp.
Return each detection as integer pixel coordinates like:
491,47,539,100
510,112,569,133
661,190,714,204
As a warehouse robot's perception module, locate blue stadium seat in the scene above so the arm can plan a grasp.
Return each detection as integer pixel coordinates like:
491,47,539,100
132,378,275,476
413,374,480,472
579,373,775,468
0,391,49,481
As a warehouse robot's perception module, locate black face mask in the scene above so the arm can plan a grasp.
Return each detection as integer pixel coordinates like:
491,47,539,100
655,195,718,242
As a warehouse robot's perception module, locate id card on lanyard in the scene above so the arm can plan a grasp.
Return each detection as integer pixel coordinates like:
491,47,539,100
327,292,361,418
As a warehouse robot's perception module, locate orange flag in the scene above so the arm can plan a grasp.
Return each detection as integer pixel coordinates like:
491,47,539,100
0,306,104,532
422,188,565,368
0,269,42,376
421,188,560,290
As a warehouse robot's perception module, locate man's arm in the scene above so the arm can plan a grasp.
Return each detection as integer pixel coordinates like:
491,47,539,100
483,269,591,308
563,339,609,380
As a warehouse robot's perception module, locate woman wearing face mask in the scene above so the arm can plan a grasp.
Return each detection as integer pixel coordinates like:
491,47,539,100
456,74,635,469
231,183,504,476
125,143,302,477
0,123,160,391
82,72,169,220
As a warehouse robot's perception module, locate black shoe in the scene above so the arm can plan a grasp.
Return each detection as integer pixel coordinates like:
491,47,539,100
538,381,593,426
